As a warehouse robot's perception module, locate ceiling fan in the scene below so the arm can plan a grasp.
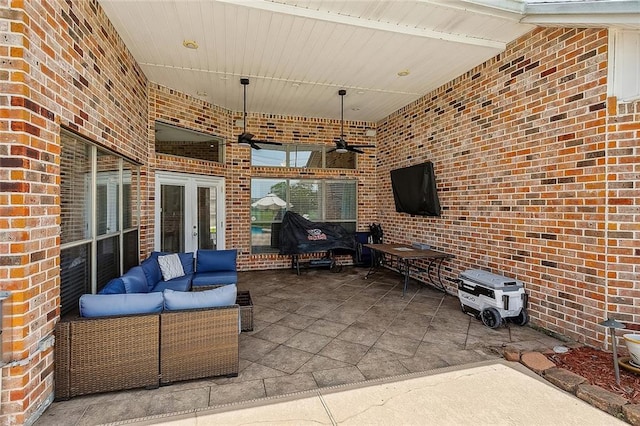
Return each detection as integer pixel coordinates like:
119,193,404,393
328,89,375,154
238,78,283,150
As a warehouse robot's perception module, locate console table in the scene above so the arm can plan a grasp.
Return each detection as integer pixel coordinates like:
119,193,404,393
364,243,453,296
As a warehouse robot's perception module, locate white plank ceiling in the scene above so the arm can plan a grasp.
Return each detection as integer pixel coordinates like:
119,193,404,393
98,0,640,122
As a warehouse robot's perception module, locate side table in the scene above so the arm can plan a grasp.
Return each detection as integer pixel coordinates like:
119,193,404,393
237,291,254,332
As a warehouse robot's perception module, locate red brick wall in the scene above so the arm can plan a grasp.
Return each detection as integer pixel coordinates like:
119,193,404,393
0,0,148,423
604,98,640,342
376,28,635,347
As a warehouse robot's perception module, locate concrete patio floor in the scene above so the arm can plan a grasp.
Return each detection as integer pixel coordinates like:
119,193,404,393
37,266,571,425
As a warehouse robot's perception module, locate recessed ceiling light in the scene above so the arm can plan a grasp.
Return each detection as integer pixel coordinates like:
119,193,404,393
196,91,208,96
292,83,300,87
182,40,198,49
356,90,365,95
219,76,229,80
397,69,410,77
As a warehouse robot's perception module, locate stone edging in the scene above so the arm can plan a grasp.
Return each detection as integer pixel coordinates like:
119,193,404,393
505,349,640,425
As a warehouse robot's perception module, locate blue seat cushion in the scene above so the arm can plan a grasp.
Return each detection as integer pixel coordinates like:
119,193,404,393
151,274,192,292
79,293,163,318
196,249,237,273
122,266,149,293
191,271,238,287
99,277,126,294
163,284,237,311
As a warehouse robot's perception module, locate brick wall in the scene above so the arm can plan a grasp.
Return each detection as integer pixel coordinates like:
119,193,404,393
603,98,640,342
150,83,377,269
0,0,148,423
376,27,638,347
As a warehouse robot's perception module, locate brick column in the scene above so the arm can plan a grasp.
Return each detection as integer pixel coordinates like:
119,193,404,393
0,2,59,424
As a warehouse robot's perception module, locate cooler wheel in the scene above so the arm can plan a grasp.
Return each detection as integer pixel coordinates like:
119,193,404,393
481,307,502,329
511,309,529,326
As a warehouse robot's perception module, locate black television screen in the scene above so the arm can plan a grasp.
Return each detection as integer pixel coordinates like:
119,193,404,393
390,162,441,216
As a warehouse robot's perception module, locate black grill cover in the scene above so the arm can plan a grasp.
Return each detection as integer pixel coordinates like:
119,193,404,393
279,211,357,255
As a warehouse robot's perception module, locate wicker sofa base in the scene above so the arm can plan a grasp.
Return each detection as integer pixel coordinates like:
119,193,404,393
191,288,254,332
55,305,239,399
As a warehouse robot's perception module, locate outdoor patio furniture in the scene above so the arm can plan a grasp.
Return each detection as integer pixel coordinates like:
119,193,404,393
54,304,239,399
191,249,238,290
236,290,254,332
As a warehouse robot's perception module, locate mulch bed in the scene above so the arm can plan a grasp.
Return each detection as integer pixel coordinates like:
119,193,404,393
547,346,640,404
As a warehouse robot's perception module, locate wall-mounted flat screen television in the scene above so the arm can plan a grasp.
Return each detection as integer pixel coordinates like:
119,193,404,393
390,161,441,216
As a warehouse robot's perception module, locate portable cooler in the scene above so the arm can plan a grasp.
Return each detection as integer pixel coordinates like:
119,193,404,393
457,269,529,329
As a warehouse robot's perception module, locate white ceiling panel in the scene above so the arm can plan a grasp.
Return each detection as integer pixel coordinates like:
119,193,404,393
98,0,638,121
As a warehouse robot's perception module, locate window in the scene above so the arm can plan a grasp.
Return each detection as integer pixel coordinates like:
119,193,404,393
251,144,356,169
60,130,140,315
154,121,224,163
251,178,357,253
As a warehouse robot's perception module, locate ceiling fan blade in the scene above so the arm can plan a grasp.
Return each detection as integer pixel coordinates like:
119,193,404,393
253,139,283,146
238,132,255,145
349,147,365,154
349,144,375,149
250,142,262,150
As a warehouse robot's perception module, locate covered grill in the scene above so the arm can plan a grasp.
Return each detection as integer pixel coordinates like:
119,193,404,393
279,211,357,274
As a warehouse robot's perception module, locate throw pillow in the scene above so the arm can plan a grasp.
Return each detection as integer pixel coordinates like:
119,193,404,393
158,253,185,281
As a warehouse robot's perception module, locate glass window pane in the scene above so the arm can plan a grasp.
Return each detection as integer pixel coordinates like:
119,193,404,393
96,149,120,235
251,145,287,167
60,244,90,315
251,179,287,253
325,181,357,221
289,145,323,168
198,186,217,250
122,229,139,273
60,132,92,244
161,185,185,253
97,236,120,292
326,150,356,169
155,121,224,163
289,180,321,221
123,161,139,229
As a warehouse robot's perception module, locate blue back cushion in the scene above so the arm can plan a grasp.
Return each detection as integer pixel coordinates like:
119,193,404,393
163,284,237,311
179,252,194,275
99,278,126,294
141,252,164,290
141,252,194,289
122,266,149,293
196,249,237,273
79,293,163,318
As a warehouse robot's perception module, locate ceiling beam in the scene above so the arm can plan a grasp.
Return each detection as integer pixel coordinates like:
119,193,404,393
216,0,506,50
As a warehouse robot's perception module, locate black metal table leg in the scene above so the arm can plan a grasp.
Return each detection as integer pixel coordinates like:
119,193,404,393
364,249,379,279
426,257,447,292
402,259,410,296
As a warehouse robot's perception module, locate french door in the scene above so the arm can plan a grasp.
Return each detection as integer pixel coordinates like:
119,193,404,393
155,172,225,252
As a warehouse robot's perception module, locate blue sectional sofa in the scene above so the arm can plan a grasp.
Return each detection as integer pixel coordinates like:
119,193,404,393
80,249,238,318
55,249,241,400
